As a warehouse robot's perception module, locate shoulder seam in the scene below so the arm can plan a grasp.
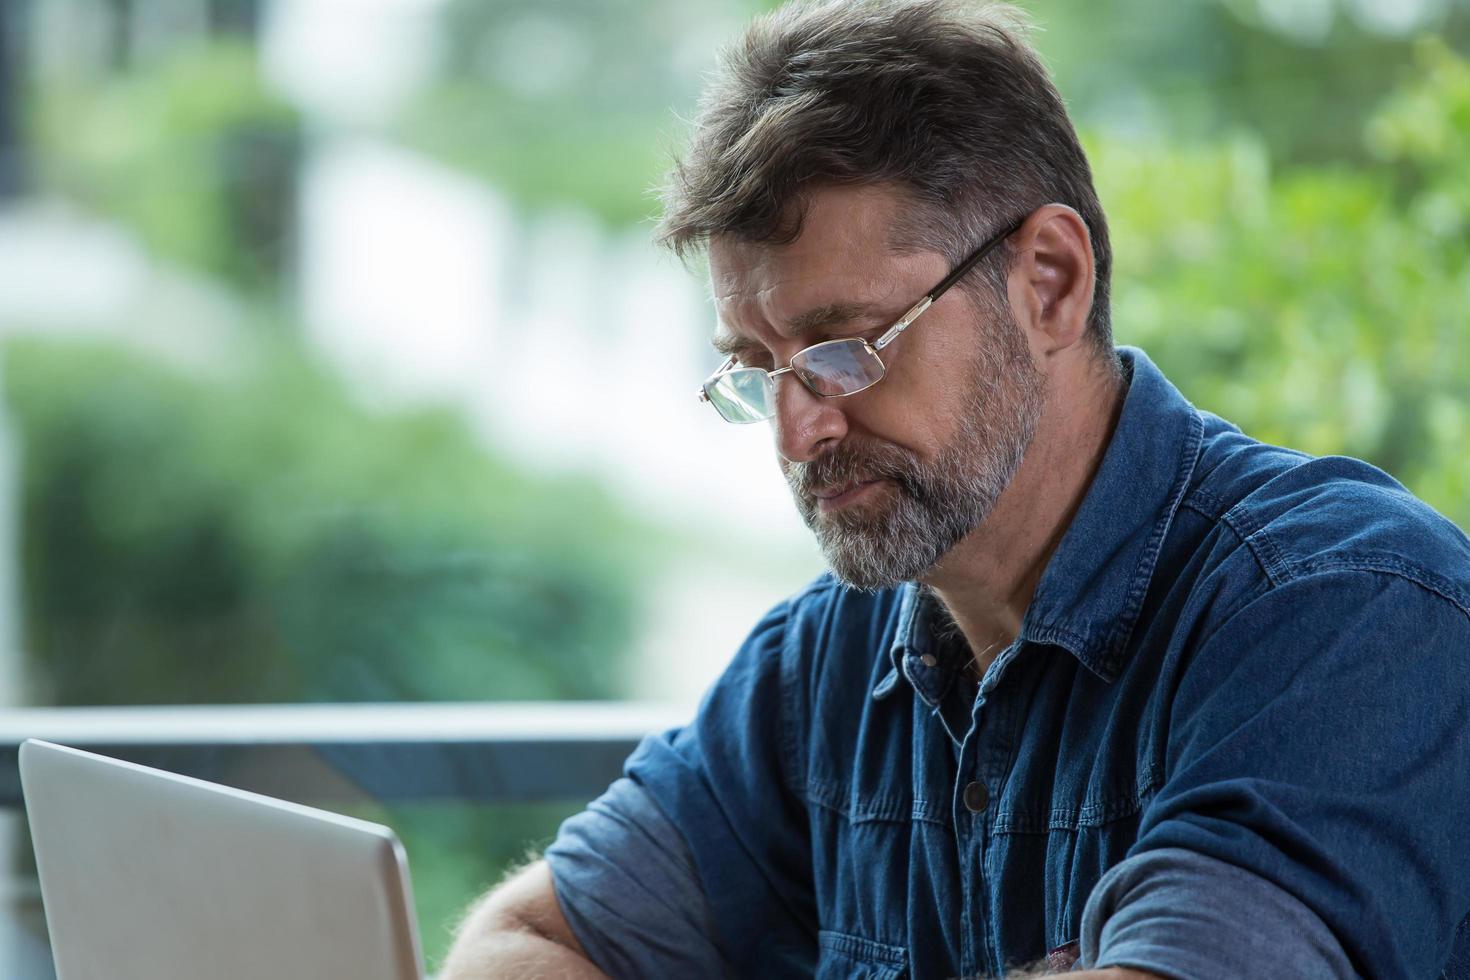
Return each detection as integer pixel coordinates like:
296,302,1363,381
1285,558,1470,624
1220,505,1296,588
1179,484,1226,521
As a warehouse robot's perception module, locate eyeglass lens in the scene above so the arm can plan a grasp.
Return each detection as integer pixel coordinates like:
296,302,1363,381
705,339,886,423
791,339,885,397
705,367,772,423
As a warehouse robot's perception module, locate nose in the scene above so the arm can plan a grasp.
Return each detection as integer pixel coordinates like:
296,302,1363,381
772,372,848,463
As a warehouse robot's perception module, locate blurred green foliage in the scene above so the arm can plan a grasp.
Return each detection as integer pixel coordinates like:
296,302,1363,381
398,83,670,227
408,0,1470,223
6,338,647,706
1100,38,1470,528
397,0,758,225
15,26,662,962
5,333,651,962
30,42,299,293
1038,0,1470,168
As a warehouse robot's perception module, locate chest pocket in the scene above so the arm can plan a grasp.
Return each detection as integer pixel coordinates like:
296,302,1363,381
815,929,908,980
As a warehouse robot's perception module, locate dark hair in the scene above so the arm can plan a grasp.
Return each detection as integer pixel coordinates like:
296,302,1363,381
656,0,1114,352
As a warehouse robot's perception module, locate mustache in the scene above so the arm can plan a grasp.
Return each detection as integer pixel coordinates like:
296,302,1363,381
785,441,922,502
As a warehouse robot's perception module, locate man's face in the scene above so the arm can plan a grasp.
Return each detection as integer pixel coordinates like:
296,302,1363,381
709,184,1047,589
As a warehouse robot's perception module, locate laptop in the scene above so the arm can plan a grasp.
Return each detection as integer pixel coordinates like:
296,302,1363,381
18,738,424,980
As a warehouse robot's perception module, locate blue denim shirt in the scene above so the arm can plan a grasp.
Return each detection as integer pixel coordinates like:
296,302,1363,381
548,346,1470,979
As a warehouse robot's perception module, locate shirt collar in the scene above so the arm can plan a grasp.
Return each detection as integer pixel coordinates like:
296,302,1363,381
873,345,1204,701
873,583,957,705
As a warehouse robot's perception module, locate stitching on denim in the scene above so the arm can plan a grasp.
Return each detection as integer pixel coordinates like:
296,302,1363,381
778,620,803,800
1293,558,1470,621
778,580,843,799
1221,503,1292,587
911,797,953,829
991,796,1146,835
1180,483,1225,521
1099,409,1207,678
818,929,908,967
901,653,941,708
1251,524,1298,585
805,781,952,828
1025,623,1099,670
803,778,849,817
991,762,1164,835
806,778,914,824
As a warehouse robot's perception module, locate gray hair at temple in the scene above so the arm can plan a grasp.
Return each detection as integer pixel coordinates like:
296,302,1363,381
656,0,1115,354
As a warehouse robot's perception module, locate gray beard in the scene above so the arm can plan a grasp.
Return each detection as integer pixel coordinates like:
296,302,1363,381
785,317,1045,591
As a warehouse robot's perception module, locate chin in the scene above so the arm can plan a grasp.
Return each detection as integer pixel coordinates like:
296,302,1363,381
817,517,979,593
820,542,944,592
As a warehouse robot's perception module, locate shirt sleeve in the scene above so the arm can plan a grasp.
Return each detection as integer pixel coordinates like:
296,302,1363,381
620,597,818,977
543,776,733,979
1100,568,1470,978
1078,847,1356,978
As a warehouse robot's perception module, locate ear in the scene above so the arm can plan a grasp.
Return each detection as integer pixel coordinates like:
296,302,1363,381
1006,204,1096,358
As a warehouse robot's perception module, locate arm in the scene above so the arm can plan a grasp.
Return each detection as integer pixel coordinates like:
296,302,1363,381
1078,848,1354,978
433,858,1159,980
1005,968,1160,979
1082,569,1470,977
446,597,807,978
439,859,607,980
444,775,732,980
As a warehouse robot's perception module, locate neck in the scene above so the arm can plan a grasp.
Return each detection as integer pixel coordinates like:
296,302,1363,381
924,353,1126,677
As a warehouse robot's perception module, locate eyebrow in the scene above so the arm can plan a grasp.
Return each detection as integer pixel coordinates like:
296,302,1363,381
710,301,884,357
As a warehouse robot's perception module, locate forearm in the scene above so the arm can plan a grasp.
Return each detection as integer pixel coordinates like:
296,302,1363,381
439,861,608,980
438,925,609,980
1006,965,1162,979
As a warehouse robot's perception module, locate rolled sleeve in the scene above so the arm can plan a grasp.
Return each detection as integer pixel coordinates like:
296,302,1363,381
1126,569,1470,978
544,776,732,979
1079,847,1356,979
622,597,818,977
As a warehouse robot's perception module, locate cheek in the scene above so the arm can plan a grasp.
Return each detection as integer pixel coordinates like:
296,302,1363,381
837,386,952,463
890,313,977,384
866,335,975,427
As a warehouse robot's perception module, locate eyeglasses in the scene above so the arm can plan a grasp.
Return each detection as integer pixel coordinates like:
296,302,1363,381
697,216,1025,424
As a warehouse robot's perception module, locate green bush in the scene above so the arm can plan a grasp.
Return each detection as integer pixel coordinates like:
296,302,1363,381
1096,39,1470,530
6,337,649,706
30,42,300,294
5,332,661,965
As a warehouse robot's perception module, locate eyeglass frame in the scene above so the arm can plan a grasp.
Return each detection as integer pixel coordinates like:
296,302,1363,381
696,214,1027,422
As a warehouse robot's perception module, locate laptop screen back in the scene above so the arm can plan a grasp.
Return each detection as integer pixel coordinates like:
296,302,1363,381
18,739,423,980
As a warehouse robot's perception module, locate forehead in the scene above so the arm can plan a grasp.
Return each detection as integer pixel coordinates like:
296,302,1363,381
709,184,930,337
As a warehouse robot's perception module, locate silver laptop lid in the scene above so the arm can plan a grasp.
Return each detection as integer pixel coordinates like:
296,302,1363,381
19,739,424,980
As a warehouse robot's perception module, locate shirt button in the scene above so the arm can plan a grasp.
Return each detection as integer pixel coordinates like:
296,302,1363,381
919,653,938,668
963,780,989,813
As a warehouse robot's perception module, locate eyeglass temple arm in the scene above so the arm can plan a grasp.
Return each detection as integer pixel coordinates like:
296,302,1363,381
697,217,1023,397
872,218,1025,352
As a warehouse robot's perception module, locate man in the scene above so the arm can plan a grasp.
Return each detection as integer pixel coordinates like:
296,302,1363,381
442,1,1470,977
